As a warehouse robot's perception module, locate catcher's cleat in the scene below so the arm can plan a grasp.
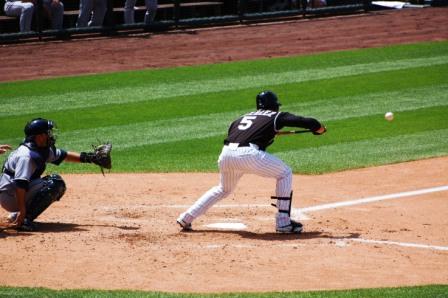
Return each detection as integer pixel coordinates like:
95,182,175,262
5,213,35,231
177,219,192,231
276,220,303,234
18,219,36,232
7,212,18,223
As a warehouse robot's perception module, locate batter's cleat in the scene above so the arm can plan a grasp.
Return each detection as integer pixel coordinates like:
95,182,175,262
177,219,192,231
276,220,303,234
7,212,18,223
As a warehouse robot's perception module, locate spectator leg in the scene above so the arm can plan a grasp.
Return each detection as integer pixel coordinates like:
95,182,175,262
43,0,64,29
89,0,106,26
52,1,64,29
123,0,136,23
4,1,35,32
143,0,157,24
77,0,94,27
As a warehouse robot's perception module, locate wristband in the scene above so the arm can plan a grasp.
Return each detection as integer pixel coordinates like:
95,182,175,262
80,152,91,163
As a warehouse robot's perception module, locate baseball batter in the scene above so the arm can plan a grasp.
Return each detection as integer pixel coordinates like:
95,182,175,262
0,118,112,231
177,91,326,234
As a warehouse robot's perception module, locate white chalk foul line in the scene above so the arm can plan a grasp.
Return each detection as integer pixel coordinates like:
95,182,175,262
199,239,448,251
348,238,448,251
297,185,448,213
158,185,448,212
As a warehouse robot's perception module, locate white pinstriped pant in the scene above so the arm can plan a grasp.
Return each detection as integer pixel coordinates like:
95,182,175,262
180,143,293,226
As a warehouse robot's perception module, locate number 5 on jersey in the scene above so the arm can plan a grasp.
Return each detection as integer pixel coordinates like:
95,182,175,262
238,116,257,130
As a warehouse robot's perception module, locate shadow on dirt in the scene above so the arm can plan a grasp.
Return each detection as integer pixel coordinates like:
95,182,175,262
181,229,361,241
38,222,140,232
0,221,140,238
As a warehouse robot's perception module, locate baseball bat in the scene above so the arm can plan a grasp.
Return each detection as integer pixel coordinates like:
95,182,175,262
276,130,313,135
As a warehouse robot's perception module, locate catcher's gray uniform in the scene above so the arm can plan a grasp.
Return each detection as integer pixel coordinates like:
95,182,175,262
0,143,66,212
177,91,326,234
124,0,157,24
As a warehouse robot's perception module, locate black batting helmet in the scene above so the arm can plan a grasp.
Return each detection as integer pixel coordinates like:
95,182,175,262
256,91,281,111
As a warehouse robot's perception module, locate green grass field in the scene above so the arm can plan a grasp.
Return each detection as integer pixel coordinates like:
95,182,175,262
0,41,447,296
0,41,447,174
0,285,447,298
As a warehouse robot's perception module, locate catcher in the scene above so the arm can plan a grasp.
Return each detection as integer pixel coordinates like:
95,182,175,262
0,118,112,231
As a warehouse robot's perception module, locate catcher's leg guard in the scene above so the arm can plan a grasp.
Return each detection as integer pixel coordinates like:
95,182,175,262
26,174,66,222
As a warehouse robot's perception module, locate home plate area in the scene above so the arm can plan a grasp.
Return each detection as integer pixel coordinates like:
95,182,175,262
187,184,448,252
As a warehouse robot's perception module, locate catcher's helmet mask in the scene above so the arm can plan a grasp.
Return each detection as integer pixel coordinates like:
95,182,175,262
256,91,282,111
24,118,57,146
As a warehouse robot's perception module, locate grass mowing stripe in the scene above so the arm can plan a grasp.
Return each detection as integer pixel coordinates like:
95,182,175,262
34,105,448,174
287,84,448,121
277,128,448,174
1,63,446,137
53,112,236,151
0,85,446,150
1,55,447,117
0,111,238,151
104,105,447,173
1,41,446,97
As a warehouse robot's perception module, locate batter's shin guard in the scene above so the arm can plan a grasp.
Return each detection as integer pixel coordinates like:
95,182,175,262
26,174,66,222
271,191,293,217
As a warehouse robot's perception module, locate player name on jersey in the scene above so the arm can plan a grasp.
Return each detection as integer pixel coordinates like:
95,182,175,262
246,110,277,117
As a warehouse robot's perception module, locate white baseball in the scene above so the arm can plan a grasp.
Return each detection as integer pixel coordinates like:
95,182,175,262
385,112,394,121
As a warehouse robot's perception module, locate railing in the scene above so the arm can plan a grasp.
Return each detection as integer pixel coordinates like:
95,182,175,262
0,0,371,43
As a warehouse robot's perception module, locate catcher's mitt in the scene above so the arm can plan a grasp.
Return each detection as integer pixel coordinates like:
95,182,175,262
80,142,112,174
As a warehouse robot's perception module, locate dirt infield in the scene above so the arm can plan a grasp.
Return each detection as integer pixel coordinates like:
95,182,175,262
1,6,448,293
1,157,447,292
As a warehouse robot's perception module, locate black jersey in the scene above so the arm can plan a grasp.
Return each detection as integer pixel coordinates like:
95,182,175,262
224,110,321,151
